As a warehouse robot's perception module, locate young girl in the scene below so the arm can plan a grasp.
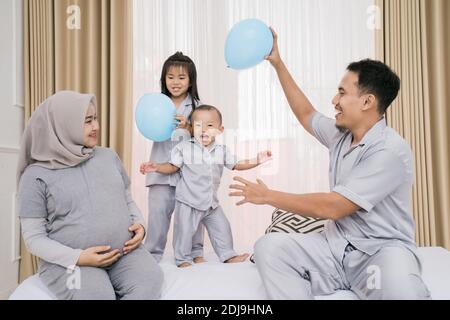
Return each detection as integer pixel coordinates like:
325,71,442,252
141,52,205,263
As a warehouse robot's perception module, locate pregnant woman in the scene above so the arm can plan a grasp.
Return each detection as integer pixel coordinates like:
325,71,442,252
17,91,163,300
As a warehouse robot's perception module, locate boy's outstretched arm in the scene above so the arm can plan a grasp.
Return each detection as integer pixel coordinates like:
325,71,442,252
266,28,317,135
140,162,179,175
233,151,272,171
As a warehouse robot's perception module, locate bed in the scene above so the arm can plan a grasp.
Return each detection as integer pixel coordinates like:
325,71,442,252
9,246,450,300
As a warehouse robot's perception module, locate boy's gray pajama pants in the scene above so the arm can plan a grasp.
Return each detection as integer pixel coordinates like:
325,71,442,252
173,201,237,266
145,185,204,262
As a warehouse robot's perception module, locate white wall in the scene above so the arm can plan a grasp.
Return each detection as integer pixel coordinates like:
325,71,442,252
0,0,24,299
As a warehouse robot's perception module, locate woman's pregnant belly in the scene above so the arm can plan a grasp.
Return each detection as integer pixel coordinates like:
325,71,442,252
49,204,133,253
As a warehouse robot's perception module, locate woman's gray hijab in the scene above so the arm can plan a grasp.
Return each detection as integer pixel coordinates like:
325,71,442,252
17,91,97,186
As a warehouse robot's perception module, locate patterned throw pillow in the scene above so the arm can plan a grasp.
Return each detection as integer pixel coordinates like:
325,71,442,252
250,209,327,264
265,209,327,234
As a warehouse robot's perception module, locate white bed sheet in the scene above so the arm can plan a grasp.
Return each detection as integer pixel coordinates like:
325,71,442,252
9,247,450,300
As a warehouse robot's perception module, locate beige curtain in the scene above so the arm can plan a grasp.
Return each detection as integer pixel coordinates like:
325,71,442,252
20,0,133,282
375,0,450,250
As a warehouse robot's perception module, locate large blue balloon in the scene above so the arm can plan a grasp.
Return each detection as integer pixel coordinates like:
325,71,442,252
225,19,274,70
135,93,176,142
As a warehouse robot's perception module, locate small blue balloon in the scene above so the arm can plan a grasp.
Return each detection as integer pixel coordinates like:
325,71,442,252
225,19,274,70
135,93,176,142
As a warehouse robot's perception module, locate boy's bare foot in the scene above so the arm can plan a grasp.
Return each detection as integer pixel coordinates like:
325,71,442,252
178,262,192,268
193,256,207,264
225,253,250,263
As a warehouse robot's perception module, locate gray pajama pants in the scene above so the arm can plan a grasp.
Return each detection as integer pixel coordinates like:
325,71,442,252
145,185,204,262
254,232,431,300
173,201,237,266
39,247,164,300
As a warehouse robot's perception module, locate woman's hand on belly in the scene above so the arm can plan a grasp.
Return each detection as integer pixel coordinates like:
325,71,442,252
77,246,121,267
123,223,145,255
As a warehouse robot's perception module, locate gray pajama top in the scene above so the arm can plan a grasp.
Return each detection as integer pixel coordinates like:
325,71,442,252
170,139,238,211
310,111,418,264
18,147,145,267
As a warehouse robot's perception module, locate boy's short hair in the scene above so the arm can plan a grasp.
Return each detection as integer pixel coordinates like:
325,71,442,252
190,105,223,125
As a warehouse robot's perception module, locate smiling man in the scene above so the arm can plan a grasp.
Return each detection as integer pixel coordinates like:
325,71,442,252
229,29,431,300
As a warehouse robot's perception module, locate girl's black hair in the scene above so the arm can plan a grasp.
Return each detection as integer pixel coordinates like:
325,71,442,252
160,52,200,110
